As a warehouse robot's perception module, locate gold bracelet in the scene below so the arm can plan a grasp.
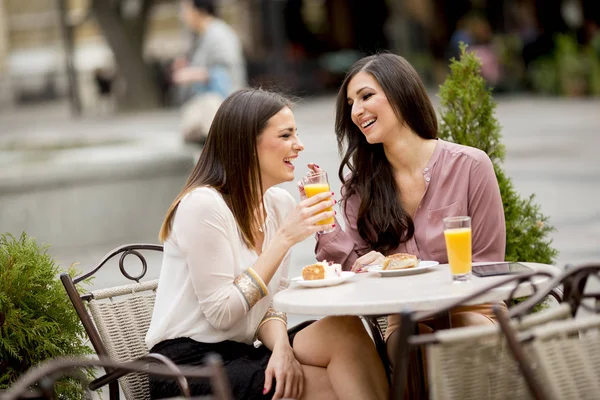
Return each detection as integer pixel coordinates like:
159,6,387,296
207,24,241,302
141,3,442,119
256,307,287,337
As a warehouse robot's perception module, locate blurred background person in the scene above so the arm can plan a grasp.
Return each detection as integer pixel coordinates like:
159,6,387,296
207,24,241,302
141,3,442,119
93,66,116,115
175,0,248,144
175,0,247,100
448,12,502,86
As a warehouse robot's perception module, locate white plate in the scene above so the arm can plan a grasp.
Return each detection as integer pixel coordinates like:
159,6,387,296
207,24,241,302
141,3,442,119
291,271,355,288
367,261,440,277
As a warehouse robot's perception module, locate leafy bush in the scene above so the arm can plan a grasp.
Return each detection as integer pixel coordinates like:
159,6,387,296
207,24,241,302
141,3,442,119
529,34,600,97
438,43,559,265
0,232,93,398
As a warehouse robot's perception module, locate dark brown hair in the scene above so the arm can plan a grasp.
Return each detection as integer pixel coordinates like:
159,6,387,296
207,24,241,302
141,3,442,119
159,88,291,247
335,53,438,254
190,0,216,16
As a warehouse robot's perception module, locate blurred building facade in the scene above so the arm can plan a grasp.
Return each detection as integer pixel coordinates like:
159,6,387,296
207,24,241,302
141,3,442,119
0,0,394,108
0,0,598,110
0,0,185,109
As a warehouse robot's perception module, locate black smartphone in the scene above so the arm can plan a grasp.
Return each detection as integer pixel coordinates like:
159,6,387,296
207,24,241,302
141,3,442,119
471,262,533,277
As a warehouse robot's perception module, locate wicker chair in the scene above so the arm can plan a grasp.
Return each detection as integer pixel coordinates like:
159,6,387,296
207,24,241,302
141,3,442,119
363,278,564,386
389,269,563,400
508,263,600,319
496,263,600,400
60,244,232,400
425,303,572,400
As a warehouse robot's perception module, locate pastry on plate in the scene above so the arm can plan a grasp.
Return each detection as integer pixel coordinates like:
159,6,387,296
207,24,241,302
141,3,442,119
382,253,419,270
302,261,342,280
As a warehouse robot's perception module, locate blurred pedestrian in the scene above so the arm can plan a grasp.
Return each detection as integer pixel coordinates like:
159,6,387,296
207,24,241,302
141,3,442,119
448,13,502,86
93,66,116,115
175,0,248,144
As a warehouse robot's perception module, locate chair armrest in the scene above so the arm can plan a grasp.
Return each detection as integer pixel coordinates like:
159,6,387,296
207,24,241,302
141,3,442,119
89,353,190,397
3,356,230,400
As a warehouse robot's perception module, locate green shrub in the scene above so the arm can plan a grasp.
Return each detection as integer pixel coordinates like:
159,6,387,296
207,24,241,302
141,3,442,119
586,46,600,96
438,43,559,265
0,232,93,398
529,33,600,96
529,56,559,95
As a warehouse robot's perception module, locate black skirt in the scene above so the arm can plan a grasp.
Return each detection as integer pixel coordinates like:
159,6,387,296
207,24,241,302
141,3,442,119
148,321,314,400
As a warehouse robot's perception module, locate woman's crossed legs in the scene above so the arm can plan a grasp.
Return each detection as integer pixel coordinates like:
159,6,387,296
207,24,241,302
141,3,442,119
292,316,389,400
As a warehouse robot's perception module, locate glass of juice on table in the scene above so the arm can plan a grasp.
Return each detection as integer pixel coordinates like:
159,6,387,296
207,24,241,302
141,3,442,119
301,171,335,233
443,216,472,283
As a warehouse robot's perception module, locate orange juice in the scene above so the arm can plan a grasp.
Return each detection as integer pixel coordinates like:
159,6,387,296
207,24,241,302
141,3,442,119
303,183,335,225
444,227,472,275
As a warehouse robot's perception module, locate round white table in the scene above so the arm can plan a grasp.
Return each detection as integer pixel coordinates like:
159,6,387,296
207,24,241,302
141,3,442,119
273,262,561,316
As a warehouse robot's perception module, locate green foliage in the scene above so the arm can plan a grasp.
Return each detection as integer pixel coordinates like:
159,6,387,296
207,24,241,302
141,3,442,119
494,33,527,92
586,46,600,96
438,43,505,164
495,168,558,264
555,34,588,97
530,34,600,96
438,43,559,265
0,232,93,398
529,56,559,95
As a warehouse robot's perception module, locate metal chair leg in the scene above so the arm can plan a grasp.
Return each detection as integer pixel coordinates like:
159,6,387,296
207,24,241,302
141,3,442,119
391,311,414,400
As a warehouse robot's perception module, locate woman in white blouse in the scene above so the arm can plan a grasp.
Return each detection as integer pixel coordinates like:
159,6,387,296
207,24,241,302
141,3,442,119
146,88,388,400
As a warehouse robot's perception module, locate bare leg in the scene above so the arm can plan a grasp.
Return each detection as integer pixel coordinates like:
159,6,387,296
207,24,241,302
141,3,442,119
293,316,388,400
451,311,496,326
450,302,506,327
299,365,338,400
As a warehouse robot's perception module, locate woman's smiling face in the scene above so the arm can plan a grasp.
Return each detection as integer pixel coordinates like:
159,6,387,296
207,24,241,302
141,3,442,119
346,71,402,144
256,106,304,188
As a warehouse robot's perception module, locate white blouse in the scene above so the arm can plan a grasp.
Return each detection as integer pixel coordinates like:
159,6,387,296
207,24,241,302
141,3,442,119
146,186,295,348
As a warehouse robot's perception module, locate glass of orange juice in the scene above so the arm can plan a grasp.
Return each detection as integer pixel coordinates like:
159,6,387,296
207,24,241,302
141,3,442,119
443,216,472,283
301,171,335,233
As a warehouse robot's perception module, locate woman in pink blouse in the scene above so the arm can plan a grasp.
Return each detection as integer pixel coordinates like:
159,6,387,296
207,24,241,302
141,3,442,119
311,53,507,363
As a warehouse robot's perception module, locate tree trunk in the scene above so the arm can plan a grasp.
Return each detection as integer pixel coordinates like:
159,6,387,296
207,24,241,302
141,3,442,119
57,0,82,117
91,0,160,112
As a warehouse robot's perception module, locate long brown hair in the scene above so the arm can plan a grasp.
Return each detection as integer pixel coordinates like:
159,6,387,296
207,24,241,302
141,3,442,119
159,88,291,247
335,53,438,254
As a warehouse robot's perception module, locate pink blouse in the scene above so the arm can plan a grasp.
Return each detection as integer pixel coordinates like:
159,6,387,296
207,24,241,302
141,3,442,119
316,139,506,269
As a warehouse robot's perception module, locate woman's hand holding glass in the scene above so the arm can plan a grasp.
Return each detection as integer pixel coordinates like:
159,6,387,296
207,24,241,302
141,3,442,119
296,164,337,234
277,191,336,246
297,163,323,201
